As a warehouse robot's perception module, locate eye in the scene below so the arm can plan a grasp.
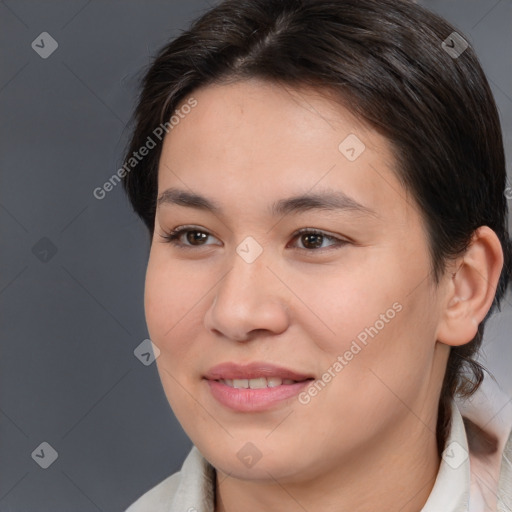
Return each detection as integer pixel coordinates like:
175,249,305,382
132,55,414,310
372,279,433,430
159,226,349,252
159,226,221,248
288,228,348,251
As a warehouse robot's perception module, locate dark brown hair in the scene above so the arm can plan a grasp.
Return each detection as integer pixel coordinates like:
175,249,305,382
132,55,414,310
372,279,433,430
122,0,512,453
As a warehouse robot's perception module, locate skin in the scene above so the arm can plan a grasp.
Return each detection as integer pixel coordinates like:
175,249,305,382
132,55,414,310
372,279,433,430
144,78,503,512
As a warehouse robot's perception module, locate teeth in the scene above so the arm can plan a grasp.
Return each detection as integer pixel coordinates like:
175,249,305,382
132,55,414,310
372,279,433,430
219,377,299,388
248,377,267,389
267,377,283,388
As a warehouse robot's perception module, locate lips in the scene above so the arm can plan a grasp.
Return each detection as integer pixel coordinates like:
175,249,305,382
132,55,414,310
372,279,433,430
204,361,314,382
203,362,314,412
219,377,299,389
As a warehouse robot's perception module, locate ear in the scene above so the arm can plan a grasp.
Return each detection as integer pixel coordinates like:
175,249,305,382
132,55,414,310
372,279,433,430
436,226,504,347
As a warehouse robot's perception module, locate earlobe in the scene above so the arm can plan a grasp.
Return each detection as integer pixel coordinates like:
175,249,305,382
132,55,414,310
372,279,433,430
437,226,504,347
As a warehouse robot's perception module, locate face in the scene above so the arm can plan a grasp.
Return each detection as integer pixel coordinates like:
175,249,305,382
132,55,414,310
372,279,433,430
144,79,449,483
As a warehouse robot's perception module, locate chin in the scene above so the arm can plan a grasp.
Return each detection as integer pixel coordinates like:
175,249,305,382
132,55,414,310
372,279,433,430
198,439,309,482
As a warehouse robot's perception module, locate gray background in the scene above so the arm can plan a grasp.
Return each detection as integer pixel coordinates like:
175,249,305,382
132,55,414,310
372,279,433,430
1,1,511,511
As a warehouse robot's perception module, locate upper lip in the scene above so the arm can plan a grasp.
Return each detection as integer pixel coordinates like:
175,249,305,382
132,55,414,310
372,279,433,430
204,362,314,381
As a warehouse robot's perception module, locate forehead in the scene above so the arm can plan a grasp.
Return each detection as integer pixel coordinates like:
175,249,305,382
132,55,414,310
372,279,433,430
157,79,418,227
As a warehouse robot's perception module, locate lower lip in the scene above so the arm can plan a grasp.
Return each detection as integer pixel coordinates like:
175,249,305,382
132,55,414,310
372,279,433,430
205,379,312,412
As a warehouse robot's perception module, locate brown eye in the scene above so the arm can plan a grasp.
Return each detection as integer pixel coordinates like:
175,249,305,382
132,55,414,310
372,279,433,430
301,233,325,249
186,230,209,245
160,226,221,248
291,229,346,251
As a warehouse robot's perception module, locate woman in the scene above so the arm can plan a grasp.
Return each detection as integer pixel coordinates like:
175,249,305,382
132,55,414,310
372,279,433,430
122,0,512,510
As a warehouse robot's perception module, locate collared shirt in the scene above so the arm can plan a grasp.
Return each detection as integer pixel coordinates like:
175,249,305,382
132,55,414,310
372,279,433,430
125,379,512,512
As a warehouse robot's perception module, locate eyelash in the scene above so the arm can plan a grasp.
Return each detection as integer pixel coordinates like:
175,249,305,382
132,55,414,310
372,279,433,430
159,225,349,252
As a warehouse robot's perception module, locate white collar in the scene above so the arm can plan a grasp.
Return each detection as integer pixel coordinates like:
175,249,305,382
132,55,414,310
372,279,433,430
420,399,470,512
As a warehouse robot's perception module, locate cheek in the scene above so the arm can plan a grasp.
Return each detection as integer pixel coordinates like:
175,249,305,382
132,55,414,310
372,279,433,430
144,248,199,330
283,259,400,353
322,285,437,420
144,252,207,351
144,254,210,418
295,252,436,389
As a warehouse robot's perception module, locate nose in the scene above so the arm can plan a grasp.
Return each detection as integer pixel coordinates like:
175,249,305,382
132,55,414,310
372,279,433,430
203,252,290,342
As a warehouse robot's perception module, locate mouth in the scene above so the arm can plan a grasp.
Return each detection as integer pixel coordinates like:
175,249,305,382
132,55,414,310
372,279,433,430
203,362,315,412
216,377,310,388
204,361,314,382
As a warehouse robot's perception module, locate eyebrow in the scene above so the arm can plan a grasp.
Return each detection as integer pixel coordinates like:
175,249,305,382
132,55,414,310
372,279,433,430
157,187,378,218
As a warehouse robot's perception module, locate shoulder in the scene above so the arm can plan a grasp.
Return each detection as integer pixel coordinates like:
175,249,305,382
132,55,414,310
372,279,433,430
497,426,512,511
124,446,215,512
125,470,182,512
456,376,512,511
